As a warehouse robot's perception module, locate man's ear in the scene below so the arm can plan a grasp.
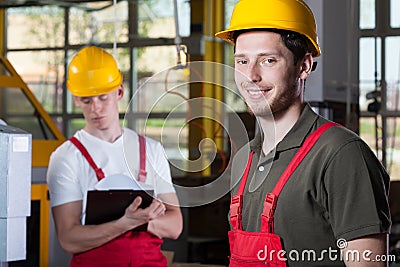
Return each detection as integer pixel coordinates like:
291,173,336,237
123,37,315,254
73,95,81,107
298,53,313,80
117,84,124,99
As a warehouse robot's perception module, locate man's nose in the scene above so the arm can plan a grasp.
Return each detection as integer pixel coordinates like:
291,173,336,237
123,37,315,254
247,62,262,83
90,97,101,112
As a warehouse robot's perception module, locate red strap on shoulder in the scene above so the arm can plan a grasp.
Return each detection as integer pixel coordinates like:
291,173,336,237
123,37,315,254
261,122,339,232
237,150,255,195
272,122,339,196
230,150,255,230
137,134,147,182
69,137,105,181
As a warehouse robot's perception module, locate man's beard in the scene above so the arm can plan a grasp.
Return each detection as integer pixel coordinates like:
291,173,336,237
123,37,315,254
245,82,299,117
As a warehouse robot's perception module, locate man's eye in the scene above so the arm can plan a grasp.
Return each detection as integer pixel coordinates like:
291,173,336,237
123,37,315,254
236,59,247,65
261,58,275,65
99,95,109,101
80,98,91,104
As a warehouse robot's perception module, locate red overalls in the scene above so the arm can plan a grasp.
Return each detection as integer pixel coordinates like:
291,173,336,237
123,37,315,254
69,134,167,267
228,122,338,267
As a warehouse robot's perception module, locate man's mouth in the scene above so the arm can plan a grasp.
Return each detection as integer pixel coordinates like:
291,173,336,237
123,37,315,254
248,90,263,96
92,116,104,121
246,88,271,99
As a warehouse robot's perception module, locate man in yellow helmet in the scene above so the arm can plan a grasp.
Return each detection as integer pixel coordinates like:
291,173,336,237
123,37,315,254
47,46,182,267
216,0,391,266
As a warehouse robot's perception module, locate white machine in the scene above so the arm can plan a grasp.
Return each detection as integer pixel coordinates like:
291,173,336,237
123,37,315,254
0,125,32,266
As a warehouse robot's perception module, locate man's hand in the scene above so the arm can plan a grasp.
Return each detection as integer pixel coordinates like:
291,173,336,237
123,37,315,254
52,194,180,255
342,234,388,267
119,197,166,231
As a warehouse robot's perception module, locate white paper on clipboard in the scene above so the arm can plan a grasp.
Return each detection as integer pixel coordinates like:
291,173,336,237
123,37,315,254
94,174,154,191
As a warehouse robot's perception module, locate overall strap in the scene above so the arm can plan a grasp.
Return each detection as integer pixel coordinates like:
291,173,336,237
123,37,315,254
69,134,148,183
261,122,339,233
137,134,147,182
69,137,105,181
230,150,255,230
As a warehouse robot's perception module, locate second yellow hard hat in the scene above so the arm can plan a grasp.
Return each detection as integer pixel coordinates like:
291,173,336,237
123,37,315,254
215,0,321,57
67,46,123,97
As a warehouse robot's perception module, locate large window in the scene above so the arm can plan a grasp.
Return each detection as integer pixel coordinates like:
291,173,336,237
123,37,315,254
391,0,400,28
5,0,191,167
359,0,400,180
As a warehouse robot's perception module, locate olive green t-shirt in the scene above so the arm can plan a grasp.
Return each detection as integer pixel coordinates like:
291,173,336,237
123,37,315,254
230,104,391,266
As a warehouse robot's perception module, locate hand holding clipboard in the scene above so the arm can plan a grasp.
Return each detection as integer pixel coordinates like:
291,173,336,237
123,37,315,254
84,174,156,231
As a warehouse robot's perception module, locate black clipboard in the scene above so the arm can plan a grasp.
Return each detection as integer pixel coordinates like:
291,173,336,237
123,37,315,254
85,190,154,228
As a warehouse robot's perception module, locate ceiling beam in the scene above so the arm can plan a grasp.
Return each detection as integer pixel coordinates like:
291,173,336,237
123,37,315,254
0,0,122,11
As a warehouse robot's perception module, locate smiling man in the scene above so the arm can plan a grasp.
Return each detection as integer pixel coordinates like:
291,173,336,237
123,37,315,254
216,0,391,266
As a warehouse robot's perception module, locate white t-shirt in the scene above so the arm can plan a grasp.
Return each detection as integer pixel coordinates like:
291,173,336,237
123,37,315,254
47,128,175,215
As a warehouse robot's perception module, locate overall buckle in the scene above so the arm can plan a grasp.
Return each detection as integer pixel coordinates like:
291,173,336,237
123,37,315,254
230,195,243,229
261,193,277,232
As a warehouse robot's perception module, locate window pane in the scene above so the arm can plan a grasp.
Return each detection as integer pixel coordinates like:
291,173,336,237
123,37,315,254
7,50,65,114
359,0,376,29
138,0,190,38
131,46,188,113
391,0,400,28
224,0,239,28
136,78,188,113
386,37,400,111
0,87,55,139
112,48,131,113
359,117,379,156
359,37,381,112
7,6,65,49
69,1,128,45
385,118,400,180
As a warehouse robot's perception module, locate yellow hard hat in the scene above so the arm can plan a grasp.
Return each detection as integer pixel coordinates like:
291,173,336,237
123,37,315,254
215,0,321,57
67,46,123,97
